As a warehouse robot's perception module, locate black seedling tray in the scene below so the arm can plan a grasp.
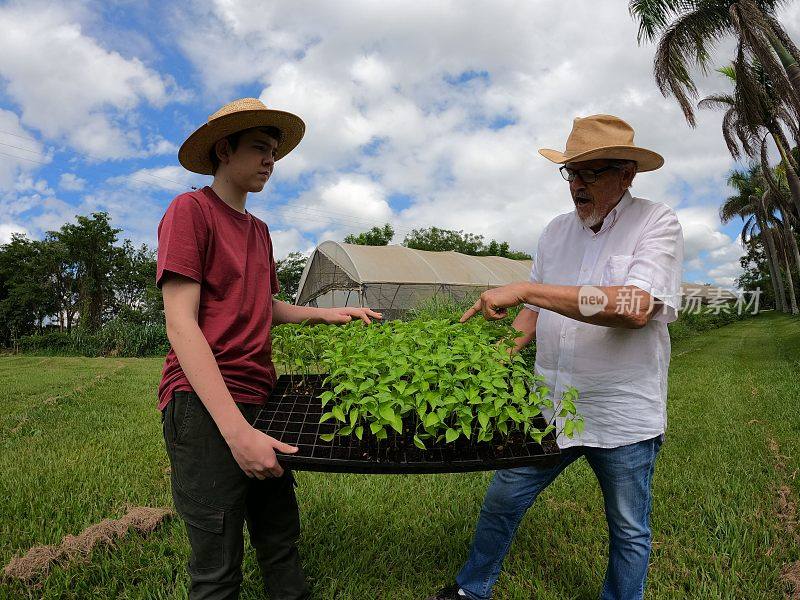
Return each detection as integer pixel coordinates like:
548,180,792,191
253,374,560,474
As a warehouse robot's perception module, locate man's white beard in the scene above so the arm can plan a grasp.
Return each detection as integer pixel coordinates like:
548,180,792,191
577,205,604,229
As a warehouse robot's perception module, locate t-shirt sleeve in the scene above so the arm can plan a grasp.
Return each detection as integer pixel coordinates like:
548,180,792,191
624,205,684,323
523,225,547,312
156,195,209,289
266,227,280,295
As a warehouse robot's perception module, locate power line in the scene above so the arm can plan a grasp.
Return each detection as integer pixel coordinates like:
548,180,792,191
0,140,44,155
0,150,50,165
0,142,195,190
0,128,40,143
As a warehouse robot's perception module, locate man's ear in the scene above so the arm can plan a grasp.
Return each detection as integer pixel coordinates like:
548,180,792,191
622,165,637,189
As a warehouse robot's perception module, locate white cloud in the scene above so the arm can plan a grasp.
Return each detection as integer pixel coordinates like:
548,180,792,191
59,173,86,191
107,166,208,193
0,222,29,244
268,228,314,261
171,0,751,280
0,2,180,159
14,175,54,196
675,205,732,262
269,175,394,238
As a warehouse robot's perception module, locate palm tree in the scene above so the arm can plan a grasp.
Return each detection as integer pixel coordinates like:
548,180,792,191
698,63,800,304
630,0,800,126
722,165,789,311
759,148,800,306
699,60,800,219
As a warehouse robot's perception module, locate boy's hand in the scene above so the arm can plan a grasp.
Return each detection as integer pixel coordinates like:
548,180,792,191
225,425,298,479
322,307,383,325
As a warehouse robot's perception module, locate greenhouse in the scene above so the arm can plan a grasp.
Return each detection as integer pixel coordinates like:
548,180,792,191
294,241,533,319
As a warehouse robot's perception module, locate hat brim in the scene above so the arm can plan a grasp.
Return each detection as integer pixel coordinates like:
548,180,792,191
179,109,306,175
538,145,664,172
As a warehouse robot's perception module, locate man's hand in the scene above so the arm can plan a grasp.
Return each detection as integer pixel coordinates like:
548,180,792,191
322,307,383,325
225,425,298,479
460,283,530,322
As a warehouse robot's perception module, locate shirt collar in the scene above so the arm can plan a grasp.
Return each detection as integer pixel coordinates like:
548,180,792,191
581,190,632,235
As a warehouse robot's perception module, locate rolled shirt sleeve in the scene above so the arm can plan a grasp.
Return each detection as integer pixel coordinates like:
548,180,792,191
624,205,684,323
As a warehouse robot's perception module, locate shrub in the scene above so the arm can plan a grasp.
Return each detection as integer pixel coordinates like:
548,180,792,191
17,319,169,357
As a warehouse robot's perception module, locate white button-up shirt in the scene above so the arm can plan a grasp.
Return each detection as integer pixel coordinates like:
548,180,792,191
524,191,684,449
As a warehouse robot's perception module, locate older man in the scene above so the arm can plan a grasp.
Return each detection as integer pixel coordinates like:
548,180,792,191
429,114,684,600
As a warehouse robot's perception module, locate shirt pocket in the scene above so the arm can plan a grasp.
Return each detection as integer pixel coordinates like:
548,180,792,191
601,254,634,286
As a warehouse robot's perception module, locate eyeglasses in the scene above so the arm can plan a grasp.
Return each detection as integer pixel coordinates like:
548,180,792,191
559,165,620,183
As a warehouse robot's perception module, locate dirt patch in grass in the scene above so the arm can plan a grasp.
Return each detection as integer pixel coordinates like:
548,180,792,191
782,562,800,599
777,486,799,540
768,437,800,598
2,506,173,584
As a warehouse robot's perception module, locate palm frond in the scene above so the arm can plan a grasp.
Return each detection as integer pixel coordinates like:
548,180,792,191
774,104,800,143
629,0,691,43
720,107,744,159
741,214,758,243
698,92,734,110
732,1,800,110
732,50,771,131
717,63,737,80
653,5,732,125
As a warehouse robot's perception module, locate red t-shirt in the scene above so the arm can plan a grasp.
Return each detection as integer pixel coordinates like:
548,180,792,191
156,186,280,410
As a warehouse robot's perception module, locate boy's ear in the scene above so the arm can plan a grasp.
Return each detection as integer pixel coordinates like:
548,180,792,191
214,138,231,166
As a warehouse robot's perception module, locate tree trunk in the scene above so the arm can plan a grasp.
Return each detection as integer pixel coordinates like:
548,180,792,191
789,222,800,289
757,209,788,311
771,130,800,218
780,207,800,298
782,246,799,314
787,62,800,101
765,23,800,110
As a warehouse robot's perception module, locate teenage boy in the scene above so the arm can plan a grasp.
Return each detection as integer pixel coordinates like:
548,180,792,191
158,98,381,600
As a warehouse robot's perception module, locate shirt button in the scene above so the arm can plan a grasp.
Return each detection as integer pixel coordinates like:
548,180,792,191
561,332,566,339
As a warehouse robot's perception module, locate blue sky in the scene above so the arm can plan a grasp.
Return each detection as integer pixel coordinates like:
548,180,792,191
2,0,798,288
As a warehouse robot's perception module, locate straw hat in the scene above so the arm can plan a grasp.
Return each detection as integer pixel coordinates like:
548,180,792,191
538,114,663,172
178,98,305,175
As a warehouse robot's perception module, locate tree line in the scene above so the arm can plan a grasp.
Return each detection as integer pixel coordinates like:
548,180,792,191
0,213,161,348
0,217,531,348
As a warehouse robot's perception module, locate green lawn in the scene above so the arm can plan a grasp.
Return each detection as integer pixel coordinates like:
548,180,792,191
1,313,798,599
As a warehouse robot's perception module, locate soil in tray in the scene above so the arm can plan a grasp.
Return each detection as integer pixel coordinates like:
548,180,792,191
256,374,558,465
347,426,550,464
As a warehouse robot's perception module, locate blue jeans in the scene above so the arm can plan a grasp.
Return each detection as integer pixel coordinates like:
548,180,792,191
456,435,663,600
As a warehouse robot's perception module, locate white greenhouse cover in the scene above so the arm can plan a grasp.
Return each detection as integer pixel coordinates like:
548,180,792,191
295,241,533,317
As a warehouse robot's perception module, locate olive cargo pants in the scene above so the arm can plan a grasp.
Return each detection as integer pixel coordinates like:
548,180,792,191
163,391,311,600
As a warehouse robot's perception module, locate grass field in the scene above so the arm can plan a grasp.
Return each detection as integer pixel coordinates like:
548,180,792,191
1,312,799,599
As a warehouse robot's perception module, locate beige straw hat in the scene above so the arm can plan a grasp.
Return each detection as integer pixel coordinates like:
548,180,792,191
539,114,663,172
178,98,305,175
